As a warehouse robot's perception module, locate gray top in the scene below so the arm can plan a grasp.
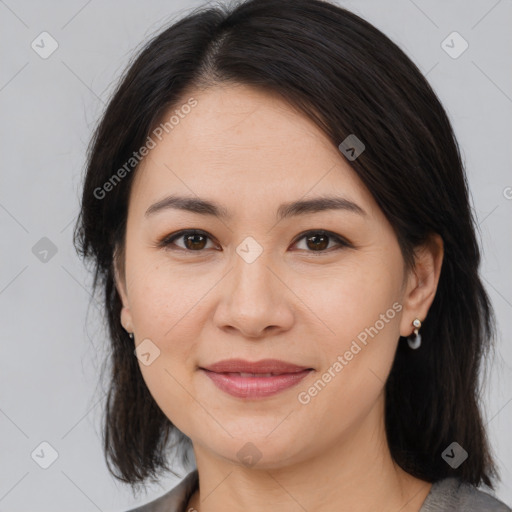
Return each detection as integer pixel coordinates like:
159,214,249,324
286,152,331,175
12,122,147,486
126,469,511,511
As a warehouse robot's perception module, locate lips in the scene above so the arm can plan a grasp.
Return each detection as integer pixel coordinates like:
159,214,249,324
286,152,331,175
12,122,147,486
200,358,312,374
199,359,314,399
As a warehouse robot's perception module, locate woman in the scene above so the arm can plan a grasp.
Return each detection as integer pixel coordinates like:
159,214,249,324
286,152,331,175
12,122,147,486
74,0,511,510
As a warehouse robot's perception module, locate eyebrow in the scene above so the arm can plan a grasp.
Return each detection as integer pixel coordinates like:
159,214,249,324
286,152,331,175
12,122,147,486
145,194,367,221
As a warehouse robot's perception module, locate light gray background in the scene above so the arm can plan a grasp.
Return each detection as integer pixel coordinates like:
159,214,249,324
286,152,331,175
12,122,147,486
0,0,511,510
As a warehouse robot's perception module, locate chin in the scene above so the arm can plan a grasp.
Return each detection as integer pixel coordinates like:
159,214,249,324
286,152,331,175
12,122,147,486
210,433,303,470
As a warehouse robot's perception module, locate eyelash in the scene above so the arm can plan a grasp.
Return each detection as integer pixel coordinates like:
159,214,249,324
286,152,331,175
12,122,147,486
157,229,351,255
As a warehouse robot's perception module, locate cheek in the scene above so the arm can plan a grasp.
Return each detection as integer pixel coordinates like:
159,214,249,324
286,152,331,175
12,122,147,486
127,258,208,337
303,259,401,339
130,279,200,434
125,260,215,413
295,310,400,444
302,263,402,402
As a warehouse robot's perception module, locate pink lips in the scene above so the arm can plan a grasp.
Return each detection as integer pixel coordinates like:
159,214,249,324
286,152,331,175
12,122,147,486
200,358,313,399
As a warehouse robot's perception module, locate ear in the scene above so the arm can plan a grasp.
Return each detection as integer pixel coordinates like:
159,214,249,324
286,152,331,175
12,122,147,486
399,233,444,337
113,246,133,334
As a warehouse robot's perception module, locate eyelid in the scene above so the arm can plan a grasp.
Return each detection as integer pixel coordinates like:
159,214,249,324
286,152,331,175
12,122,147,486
291,229,351,250
157,229,217,251
158,228,352,253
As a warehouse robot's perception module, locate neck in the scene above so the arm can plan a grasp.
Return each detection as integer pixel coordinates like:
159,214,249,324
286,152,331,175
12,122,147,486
187,393,432,512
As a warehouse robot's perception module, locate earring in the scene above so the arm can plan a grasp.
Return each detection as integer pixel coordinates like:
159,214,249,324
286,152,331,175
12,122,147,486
127,331,134,340
407,318,422,349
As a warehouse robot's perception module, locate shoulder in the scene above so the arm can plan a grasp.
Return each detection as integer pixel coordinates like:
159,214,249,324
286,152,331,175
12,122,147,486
124,469,199,512
420,477,511,512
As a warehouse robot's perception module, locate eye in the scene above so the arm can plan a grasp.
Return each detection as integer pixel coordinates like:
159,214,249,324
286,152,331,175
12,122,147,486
158,230,217,252
158,229,351,254
292,230,350,253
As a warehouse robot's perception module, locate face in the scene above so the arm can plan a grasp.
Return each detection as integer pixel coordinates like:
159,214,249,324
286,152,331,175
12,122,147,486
116,83,430,469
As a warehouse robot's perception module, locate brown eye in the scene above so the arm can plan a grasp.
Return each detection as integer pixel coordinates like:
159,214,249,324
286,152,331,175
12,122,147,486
159,229,350,254
293,230,349,253
305,233,329,251
160,230,216,251
183,233,207,250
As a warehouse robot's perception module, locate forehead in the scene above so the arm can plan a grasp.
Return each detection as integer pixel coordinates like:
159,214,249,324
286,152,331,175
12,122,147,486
130,83,377,220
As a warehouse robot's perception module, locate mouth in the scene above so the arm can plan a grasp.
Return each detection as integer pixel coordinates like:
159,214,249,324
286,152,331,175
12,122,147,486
199,359,314,399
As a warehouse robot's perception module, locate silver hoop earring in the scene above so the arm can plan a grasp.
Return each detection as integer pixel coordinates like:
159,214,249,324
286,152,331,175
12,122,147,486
407,319,422,349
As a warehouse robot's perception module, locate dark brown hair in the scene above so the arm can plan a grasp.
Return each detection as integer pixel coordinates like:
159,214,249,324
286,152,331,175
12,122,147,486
74,0,500,494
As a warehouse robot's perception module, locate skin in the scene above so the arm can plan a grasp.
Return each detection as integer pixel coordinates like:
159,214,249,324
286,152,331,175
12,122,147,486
115,83,444,512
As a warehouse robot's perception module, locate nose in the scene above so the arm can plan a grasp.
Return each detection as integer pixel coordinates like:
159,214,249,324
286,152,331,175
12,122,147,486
213,248,295,339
